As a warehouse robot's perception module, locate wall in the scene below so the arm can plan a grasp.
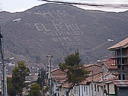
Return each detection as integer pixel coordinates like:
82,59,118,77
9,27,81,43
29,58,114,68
118,87,128,96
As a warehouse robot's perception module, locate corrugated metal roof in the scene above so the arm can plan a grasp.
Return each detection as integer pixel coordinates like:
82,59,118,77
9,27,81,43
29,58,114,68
108,38,128,50
113,80,128,87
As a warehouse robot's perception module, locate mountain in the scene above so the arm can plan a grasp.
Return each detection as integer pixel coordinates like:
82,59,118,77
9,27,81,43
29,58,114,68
0,3,128,68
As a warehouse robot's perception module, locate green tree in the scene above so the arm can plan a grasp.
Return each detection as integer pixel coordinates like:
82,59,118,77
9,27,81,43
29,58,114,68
29,83,41,96
11,61,30,96
59,50,90,96
7,77,17,96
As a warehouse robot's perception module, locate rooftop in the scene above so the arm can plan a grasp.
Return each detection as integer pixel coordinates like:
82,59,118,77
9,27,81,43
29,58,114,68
84,64,102,74
108,38,128,50
113,80,128,87
86,72,110,82
52,69,67,84
103,62,117,69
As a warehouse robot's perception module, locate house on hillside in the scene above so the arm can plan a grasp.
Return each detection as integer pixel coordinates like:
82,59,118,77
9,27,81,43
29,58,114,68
59,71,116,96
52,64,116,96
108,38,128,80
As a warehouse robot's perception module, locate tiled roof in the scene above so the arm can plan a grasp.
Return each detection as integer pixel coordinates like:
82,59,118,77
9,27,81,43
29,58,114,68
61,72,111,88
80,78,87,85
84,64,102,74
103,62,117,69
86,72,110,82
52,64,114,89
108,38,128,50
113,80,128,87
62,81,72,88
52,69,67,83
51,68,60,72
84,64,101,68
52,69,67,76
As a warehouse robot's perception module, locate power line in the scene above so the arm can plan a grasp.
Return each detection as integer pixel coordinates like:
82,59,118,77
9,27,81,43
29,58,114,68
39,0,128,8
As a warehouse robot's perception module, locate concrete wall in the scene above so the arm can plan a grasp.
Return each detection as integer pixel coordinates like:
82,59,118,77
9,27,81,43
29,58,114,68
109,83,115,94
102,65,109,73
68,85,89,96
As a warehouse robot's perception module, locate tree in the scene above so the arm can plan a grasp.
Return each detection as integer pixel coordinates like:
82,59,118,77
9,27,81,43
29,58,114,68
29,83,41,96
7,77,17,96
59,50,90,96
10,61,30,96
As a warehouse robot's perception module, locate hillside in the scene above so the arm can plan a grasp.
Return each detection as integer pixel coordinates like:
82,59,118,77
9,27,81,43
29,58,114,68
0,3,128,68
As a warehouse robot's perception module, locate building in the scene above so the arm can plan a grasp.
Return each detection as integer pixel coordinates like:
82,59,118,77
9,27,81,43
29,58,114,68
84,64,102,75
113,80,128,96
104,76,118,96
108,38,128,80
52,64,116,96
97,58,118,76
51,68,67,96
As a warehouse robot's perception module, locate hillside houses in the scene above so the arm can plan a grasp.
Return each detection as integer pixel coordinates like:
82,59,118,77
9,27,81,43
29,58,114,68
22,38,128,96
21,38,128,96
5,38,128,96
51,61,117,96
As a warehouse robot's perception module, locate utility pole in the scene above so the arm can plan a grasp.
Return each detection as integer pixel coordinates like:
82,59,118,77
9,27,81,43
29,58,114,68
46,54,53,96
79,82,80,96
0,26,2,96
92,71,93,96
5,65,7,96
102,70,104,96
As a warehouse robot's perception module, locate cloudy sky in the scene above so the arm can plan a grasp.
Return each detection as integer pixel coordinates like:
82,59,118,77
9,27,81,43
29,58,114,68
0,0,128,12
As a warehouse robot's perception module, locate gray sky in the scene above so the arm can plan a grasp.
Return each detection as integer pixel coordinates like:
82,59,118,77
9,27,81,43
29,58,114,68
0,0,128,12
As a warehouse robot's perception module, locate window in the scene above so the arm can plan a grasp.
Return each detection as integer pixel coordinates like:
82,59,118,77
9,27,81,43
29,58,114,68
119,74,121,80
97,85,99,92
119,74,125,80
74,87,76,94
122,66,124,70
86,87,88,95
94,84,96,91
122,58,125,64
123,74,125,80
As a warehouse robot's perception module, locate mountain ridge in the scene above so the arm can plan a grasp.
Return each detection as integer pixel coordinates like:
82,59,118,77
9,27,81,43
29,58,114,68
0,3,128,68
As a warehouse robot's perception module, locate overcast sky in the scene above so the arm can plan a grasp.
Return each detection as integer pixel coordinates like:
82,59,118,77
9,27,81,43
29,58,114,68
0,0,128,12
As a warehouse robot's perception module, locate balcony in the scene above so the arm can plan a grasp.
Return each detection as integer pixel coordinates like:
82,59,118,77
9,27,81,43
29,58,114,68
114,63,128,66
111,54,128,59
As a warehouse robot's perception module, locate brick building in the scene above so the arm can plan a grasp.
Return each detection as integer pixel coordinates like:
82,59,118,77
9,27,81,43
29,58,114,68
108,38,128,80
